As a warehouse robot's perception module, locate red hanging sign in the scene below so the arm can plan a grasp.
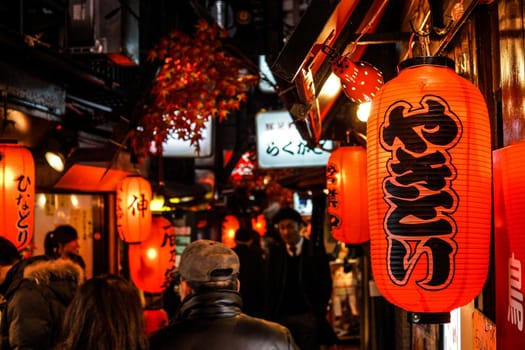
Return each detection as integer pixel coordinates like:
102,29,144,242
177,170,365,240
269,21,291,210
494,142,525,348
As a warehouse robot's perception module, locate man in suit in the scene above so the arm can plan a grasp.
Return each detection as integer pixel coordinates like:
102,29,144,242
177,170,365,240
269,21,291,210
264,207,336,350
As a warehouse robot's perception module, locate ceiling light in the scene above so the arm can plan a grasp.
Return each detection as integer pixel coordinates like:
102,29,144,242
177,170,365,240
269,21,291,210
45,151,65,172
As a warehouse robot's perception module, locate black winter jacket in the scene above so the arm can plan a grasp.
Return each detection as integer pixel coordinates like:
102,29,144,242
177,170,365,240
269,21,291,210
0,256,83,350
149,290,299,350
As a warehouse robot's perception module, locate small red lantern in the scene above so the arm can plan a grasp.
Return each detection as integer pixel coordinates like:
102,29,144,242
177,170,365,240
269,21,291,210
332,55,384,103
222,215,239,248
326,145,369,244
367,56,492,320
129,216,176,293
251,214,267,237
0,143,35,251
116,175,152,243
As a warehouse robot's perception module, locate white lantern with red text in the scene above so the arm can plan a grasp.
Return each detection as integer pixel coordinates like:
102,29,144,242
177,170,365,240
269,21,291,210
116,175,152,243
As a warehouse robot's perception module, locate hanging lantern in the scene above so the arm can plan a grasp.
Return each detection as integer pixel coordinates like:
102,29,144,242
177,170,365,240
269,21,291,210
116,175,152,243
367,56,492,322
222,215,239,248
0,143,35,251
332,55,384,103
326,145,369,244
251,214,267,237
129,216,176,293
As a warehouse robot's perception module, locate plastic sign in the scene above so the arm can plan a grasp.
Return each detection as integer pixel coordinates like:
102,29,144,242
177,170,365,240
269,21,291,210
150,118,213,158
255,110,333,169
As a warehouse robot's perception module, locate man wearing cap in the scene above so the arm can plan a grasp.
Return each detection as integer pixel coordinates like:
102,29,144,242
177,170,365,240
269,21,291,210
148,239,298,350
264,207,336,350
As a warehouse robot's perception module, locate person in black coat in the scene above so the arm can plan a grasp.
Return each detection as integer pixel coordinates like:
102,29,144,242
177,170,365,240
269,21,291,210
0,237,84,350
264,207,336,350
149,239,298,350
233,228,265,318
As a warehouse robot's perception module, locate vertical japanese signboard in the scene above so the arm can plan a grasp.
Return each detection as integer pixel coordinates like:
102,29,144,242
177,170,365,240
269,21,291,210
494,142,525,348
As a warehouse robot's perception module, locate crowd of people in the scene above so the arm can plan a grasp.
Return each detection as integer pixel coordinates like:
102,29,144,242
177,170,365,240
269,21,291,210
0,207,336,350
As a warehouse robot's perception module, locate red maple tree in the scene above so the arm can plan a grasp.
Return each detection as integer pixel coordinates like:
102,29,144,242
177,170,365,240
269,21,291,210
132,20,259,158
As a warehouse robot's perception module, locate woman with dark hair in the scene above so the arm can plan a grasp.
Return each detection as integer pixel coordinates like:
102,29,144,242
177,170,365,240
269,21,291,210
55,274,148,350
45,225,86,269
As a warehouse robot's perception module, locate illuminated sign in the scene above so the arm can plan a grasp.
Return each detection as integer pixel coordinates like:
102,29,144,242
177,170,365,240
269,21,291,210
255,110,333,168
150,118,213,158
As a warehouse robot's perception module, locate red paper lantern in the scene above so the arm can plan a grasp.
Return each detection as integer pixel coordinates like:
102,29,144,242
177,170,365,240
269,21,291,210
222,215,239,248
0,143,35,251
367,56,492,318
116,175,152,243
251,214,267,237
326,145,369,244
129,216,176,293
332,55,384,103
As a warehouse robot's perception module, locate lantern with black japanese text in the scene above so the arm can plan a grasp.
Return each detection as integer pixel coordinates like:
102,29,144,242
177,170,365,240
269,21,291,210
0,142,35,251
326,145,369,244
222,215,239,248
116,175,152,243
129,216,176,293
366,56,492,322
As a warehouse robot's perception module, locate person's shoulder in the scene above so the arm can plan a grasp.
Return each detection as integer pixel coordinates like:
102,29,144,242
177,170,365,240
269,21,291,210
148,323,183,349
237,313,291,334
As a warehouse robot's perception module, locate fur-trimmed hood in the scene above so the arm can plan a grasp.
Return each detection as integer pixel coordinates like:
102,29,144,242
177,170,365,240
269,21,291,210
23,258,84,286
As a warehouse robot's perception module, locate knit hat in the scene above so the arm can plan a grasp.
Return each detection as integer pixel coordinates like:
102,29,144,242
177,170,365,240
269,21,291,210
179,239,240,283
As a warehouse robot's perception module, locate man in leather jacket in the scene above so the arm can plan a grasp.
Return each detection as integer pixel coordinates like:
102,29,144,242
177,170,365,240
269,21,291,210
149,239,298,350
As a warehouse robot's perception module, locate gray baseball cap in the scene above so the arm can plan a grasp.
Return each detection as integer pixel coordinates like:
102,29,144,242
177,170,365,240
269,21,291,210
179,239,240,282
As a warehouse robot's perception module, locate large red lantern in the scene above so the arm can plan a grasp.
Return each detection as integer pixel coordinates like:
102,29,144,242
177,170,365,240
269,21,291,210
367,56,492,321
116,175,152,243
326,145,369,244
0,143,35,251
129,216,176,293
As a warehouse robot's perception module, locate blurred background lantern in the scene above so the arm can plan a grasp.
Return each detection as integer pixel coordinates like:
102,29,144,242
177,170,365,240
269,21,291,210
366,56,492,322
222,214,240,248
251,213,267,237
116,175,152,243
0,142,35,251
326,143,369,244
129,215,176,293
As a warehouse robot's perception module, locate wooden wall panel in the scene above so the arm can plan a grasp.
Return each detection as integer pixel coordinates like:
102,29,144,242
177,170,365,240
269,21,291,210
498,0,525,146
